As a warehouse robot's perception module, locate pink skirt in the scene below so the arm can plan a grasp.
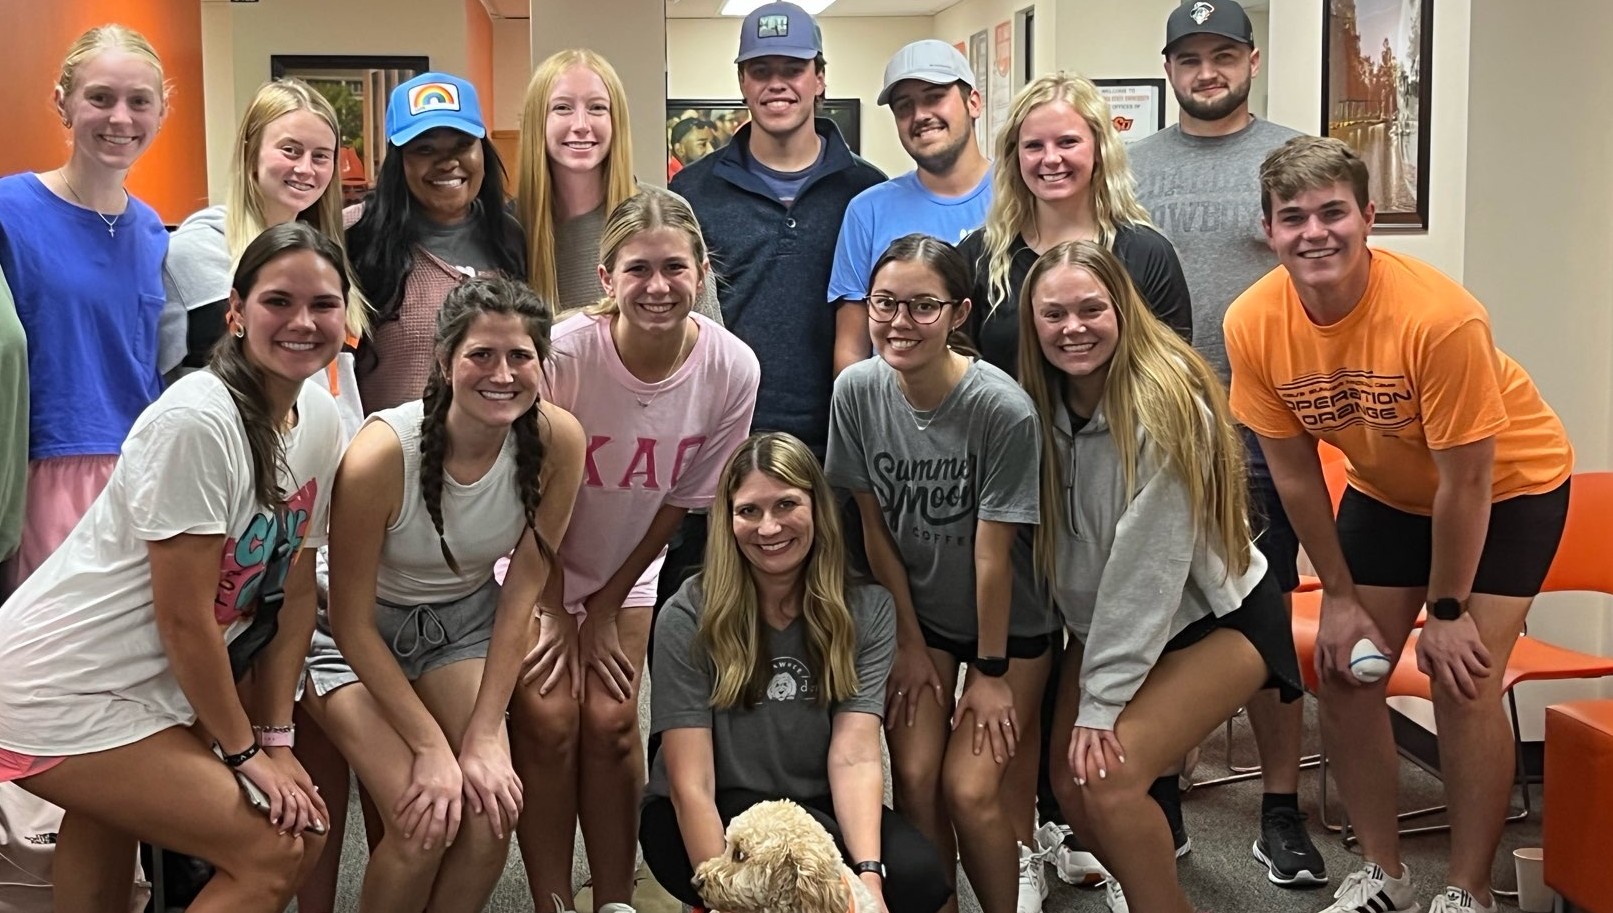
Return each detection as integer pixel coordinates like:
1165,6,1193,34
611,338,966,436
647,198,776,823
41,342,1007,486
1,455,117,592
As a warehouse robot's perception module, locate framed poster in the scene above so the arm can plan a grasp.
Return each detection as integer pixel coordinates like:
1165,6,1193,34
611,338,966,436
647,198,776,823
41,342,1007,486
665,99,861,179
1092,78,1167,144
968,30,989,153
989,21,1012,148
1321,0,1433,229
269,55,429,205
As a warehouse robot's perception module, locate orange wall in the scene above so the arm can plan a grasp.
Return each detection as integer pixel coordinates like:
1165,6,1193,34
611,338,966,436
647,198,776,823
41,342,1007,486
464,0,495,126
0,2,208,225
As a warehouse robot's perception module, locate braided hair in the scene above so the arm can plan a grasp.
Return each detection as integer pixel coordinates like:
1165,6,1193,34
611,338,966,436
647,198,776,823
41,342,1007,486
419,276,555,574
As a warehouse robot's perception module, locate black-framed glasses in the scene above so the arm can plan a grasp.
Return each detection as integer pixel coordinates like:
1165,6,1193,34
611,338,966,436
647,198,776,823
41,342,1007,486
866,294,956,325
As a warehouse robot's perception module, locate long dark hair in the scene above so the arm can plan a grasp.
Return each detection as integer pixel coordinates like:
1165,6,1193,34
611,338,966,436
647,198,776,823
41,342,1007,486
213,221,352,508
420,276,554,574
346,136,527,326
868,232,977,356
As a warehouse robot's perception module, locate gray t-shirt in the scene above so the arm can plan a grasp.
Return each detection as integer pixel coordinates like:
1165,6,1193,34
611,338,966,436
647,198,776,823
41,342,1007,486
1129,117,1304,385
417,216,499,275
825,357,1046,642
646,577,895,801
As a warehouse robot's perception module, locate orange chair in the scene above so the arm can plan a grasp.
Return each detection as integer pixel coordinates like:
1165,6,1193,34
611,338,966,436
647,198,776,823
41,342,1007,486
1544,700,1613,913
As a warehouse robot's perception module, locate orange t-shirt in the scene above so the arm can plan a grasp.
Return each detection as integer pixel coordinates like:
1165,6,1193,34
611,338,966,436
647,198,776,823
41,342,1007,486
1225,249,1572,515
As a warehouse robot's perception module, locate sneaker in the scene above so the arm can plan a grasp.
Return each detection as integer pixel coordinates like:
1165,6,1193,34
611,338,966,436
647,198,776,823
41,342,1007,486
1316,863,1419,913
1017,842,1048,913
1102,877,1128,913
1428,887,1497,913
1035,821,1107,888
549,895,578,913
1253,807,1328,887
1148,775,1193,857
598,905,638,913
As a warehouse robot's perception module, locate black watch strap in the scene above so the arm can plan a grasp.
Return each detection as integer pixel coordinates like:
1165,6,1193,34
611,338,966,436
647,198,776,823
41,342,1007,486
852,860,886,878
972,655,1009,678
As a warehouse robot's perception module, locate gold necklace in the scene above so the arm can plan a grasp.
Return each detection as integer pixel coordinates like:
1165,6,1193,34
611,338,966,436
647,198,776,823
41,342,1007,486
632,320,694,409
56,169,128,238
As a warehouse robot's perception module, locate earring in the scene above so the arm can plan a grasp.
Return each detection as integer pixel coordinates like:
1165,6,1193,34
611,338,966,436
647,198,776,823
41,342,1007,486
233,326,245,339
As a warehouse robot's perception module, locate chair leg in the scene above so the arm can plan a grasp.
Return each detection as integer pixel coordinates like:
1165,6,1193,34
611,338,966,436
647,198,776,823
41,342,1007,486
1189,706,1319,789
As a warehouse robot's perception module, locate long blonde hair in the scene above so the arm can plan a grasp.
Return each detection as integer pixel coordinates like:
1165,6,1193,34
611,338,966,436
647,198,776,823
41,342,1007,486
516,49,636,309
982,73,1152,316
57,24,166,110
697,433,860,710
226,79,367,336
586,188,709,317
1017,242,1250,582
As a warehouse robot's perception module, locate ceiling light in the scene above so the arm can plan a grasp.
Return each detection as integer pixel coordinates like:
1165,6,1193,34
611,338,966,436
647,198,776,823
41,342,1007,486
720,0,837,15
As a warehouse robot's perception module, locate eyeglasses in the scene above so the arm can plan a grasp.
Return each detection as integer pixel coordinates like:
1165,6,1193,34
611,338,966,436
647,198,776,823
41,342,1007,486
866,294,957,325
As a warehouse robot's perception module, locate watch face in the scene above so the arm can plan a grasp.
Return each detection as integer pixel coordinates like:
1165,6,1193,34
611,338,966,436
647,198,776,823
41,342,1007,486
1431,598,1463,620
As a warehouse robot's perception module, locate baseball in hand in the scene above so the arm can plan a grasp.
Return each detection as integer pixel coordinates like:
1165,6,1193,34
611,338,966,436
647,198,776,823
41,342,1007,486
1348,638,1392,683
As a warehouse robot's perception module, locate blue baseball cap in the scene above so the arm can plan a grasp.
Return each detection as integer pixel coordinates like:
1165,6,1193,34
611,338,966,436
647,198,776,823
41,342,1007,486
385,72,487,147
735,2,824,64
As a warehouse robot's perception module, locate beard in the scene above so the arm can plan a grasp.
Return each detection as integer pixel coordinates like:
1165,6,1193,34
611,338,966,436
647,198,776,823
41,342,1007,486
908,123,971,176
1175,78,1252,122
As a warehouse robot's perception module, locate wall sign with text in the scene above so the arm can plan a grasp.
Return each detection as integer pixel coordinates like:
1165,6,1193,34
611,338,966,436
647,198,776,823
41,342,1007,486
1092,79,1167,144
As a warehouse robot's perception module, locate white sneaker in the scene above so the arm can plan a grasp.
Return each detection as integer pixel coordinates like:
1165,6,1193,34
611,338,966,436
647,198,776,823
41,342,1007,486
1102,876,1128,913
549,895,578,913
1428,886,1497,913
598,905,638,913
1034,821,1107,887
1017,842,1047,913
1317,863,1419,913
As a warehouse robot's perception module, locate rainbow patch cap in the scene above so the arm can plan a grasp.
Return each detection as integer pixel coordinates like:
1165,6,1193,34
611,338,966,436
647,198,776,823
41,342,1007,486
386,72,486,146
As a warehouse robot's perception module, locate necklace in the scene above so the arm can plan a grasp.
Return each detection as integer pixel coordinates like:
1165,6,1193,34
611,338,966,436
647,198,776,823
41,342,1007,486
57,169,127,238
631,320,694,409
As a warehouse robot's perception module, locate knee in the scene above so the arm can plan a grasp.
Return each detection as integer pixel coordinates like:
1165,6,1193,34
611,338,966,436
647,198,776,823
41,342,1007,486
891,755,940,805
1077,766,1151,827
218,829,310,897
580,696,641,760
375,827,450,870
512,699,580,764
453,817,514,868
940,766,1000,825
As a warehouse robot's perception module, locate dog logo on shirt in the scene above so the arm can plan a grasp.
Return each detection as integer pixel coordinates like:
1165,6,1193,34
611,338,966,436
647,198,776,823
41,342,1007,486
1191,2,1215,24
764,656,816,702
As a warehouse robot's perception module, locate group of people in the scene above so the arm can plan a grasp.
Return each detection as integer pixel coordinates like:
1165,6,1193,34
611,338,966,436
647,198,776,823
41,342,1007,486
0,4,1575,913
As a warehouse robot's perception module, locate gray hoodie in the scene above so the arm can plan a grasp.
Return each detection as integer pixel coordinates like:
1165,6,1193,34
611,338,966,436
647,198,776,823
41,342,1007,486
1050,402,1268,730
158,204,230,375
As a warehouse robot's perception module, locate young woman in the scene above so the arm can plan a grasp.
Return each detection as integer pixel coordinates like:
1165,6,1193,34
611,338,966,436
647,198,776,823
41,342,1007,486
1018,241,1302,913
0,221,351,912
959,72,1191,379
515,49,719,322
299,276,584,913
825,234,1053,913
508,188,757,913
162,77,367,430
640,432,949,913
348,71,526,414
0,24,171,589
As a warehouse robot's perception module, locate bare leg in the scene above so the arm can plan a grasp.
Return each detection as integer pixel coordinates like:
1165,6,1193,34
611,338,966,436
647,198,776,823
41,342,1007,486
577,606,653,908
1248,592,1304,794
511,644,583,911
887,651,960,913
293,701,352,913
50,811,137,913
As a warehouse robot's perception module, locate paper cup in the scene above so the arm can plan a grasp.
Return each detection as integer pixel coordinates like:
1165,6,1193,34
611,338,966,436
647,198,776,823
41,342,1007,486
1513,846,1553,913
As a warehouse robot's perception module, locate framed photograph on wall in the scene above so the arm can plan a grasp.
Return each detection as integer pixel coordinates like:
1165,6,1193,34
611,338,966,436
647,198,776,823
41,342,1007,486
665,98,861,182
1321,0,1433,229
1092,78,1167,144
270,55,429,205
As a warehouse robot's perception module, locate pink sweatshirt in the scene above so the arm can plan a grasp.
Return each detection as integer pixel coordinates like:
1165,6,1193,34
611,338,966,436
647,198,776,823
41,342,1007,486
543,312,759,614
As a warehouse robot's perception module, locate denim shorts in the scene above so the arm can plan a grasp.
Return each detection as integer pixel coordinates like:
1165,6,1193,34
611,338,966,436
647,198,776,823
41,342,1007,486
303,577,500,697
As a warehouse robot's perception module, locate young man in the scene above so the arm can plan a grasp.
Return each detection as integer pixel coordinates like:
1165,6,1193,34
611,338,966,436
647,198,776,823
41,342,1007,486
1128,0,1327,891
671,0,884,456
828,39,992,376
1225,136,1573,913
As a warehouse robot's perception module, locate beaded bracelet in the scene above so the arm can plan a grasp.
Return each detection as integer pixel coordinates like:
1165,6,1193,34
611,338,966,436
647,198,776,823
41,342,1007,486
253,724,296,748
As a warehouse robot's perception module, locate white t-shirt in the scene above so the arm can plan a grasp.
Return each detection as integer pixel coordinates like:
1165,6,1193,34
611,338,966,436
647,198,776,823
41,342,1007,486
0,371,341,756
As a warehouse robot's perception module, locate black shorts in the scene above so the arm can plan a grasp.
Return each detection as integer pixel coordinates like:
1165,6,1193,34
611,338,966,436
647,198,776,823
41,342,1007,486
1162,571,1305,704
920,623,1055,664
1248,468,1300,594
1336,480,1570,597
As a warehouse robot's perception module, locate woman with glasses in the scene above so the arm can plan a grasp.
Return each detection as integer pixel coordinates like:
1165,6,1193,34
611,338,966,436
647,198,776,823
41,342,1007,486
1017,241,1301,913
826,234,1054,913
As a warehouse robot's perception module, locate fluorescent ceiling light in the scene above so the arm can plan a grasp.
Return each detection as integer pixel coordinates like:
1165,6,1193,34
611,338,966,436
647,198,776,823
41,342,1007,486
721,0,837,15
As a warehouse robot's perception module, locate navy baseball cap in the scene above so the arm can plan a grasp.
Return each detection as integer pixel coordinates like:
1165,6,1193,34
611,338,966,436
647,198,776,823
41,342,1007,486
1163,0,1255,54
386,72,487,147
735,2,824,64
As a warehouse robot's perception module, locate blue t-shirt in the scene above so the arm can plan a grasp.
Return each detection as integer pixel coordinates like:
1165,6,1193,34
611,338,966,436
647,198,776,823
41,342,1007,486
827,168,994,303
0,173,168,459
745,137,828,206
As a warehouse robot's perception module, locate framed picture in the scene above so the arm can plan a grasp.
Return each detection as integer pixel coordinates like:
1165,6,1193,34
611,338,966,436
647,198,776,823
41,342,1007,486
665,99,861,180
1092,78,1167,144
1321,0,1433,229
270,55,429,205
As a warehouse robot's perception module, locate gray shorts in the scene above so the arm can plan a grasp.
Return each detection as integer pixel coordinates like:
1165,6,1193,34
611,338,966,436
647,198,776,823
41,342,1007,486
303,577,500,697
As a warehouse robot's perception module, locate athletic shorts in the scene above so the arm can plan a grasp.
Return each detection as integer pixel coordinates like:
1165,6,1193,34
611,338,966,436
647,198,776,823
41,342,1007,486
920,623,1056,664
1160,571,1304,704
1336,480,1570,598
1248,469,1300,594
303,577,500,697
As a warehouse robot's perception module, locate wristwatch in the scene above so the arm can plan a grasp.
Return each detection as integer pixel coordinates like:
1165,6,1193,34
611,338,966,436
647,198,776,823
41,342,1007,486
852,860,886,879
972,655,1009,678
1428,597,1465,621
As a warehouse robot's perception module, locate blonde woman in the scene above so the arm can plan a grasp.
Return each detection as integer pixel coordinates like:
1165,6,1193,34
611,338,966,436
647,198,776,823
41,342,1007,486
1017,241,1301,913
958,72,1190,379
0,25,170,590
515,48,719,322
641,432,949,913
508,189,757,913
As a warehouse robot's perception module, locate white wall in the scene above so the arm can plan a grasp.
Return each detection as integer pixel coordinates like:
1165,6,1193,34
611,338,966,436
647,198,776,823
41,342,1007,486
492,17,530,133
666,17,934,177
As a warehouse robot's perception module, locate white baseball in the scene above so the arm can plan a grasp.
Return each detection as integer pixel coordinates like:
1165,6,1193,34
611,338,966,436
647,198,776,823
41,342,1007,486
1348,638,1392,683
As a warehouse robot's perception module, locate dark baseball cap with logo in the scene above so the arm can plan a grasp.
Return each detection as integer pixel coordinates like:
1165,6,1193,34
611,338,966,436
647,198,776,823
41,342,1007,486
1163,0,1255,55
735,1,824,64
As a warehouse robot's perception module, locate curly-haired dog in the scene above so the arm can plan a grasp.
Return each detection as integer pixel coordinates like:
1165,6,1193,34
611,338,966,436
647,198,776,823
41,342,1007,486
693,799,877,913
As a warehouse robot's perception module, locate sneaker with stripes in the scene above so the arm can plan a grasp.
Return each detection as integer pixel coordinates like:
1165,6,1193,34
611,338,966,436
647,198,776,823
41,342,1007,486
1315,862,1419,913
1427,886,1497,913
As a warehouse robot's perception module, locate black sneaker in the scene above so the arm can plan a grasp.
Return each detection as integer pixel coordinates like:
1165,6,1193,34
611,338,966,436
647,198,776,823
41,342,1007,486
1253,806,1327,887
1147,774,1193,857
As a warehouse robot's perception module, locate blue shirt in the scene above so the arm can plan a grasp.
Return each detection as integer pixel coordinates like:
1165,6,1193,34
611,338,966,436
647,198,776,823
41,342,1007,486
827,168,994,303
0,173,168,459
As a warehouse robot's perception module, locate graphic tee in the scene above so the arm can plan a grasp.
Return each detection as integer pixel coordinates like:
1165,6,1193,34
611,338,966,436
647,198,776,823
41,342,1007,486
0,372,341,755
1225,249,1572,513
